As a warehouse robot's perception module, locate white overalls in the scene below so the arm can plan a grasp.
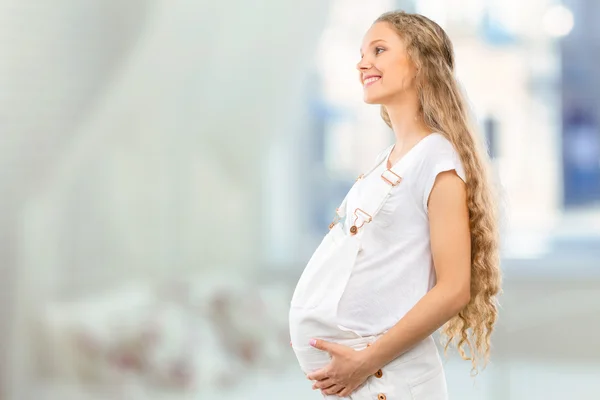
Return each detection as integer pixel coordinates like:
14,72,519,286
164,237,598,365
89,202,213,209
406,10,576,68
289,138,449,399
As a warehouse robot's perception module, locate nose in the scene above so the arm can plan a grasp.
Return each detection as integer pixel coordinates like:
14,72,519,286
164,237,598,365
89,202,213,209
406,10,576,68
356,56,372,72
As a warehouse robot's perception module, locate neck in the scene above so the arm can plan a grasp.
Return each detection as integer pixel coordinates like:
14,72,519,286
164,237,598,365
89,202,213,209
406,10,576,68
385,100,432,146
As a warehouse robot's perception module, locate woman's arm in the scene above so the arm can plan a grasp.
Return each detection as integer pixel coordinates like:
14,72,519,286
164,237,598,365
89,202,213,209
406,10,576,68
361,169,471,373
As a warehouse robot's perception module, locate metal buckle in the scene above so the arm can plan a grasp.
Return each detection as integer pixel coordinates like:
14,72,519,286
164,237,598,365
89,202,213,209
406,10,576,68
329,208,341,230
381,169,402,186
349,208,372,235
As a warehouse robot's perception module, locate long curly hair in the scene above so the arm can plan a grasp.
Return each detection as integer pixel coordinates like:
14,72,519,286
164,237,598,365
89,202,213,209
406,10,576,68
374,11,502,373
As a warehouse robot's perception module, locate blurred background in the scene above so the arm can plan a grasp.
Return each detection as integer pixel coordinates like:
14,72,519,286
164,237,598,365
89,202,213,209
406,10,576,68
0,0,599,399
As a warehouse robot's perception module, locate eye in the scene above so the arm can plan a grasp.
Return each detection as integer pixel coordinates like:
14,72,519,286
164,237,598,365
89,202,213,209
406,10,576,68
375,47,385,55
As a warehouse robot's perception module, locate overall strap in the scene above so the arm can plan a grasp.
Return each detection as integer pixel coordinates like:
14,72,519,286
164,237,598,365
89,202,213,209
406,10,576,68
333,144,394,222
332,136,432,234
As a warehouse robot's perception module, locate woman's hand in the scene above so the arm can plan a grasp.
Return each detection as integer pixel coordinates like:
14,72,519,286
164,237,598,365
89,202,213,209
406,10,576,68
306,338,375,397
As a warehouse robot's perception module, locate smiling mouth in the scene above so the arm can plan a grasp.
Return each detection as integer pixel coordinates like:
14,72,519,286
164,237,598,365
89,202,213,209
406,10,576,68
363,76,381,88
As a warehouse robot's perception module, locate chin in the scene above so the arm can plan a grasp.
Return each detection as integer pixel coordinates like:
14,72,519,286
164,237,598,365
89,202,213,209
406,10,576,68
362,87,390,104
363,94,385,105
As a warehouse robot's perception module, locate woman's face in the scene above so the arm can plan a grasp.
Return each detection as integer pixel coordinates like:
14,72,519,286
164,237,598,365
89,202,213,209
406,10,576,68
357,22,418,105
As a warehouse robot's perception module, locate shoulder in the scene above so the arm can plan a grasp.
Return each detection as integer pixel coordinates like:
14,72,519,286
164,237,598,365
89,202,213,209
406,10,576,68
414,133,467,212
418,133,466,181
422,133,459,158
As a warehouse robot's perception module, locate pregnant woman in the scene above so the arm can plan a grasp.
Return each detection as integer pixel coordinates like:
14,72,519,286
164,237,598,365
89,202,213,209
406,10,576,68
289,10,501,399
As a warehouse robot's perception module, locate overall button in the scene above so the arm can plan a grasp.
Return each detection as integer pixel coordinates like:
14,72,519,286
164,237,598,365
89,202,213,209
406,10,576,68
374,369,383,378
350,226,358,235
377,394,386,400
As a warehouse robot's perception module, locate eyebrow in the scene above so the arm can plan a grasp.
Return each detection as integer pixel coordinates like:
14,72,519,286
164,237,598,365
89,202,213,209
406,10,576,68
360,39,387,53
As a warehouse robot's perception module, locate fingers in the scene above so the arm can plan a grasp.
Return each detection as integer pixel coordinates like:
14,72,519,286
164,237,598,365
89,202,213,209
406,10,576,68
320,383,345,396
310,338,345,354
306,367,329,381
338,384,360,398
309,338,330,352
312,377,333,390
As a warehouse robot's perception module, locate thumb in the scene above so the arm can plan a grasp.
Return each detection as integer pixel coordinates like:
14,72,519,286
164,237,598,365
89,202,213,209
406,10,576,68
309,338,337,353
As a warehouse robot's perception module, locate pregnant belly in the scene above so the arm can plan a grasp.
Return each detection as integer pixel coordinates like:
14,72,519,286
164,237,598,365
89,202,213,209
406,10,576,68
289,306,360,373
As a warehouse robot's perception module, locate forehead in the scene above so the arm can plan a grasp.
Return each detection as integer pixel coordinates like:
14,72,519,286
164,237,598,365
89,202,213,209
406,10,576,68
360,21,404,50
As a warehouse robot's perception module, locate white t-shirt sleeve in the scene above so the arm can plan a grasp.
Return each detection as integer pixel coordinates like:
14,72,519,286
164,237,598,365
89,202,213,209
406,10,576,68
421,140,467,213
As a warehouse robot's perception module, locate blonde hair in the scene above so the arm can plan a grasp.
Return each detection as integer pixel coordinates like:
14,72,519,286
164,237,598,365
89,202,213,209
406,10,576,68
375,11,502,373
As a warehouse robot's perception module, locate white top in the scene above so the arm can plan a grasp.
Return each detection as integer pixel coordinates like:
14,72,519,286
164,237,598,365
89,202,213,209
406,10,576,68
336,133,467,336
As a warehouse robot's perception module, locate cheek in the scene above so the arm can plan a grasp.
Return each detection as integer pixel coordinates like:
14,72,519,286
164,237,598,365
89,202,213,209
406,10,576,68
387,69,413,91
382,58,415,90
